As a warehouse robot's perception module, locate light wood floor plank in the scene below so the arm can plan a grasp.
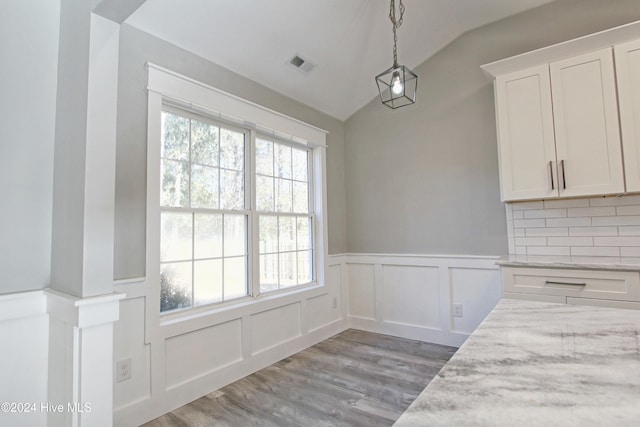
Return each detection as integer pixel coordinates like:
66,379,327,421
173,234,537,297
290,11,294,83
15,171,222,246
142,329,456,427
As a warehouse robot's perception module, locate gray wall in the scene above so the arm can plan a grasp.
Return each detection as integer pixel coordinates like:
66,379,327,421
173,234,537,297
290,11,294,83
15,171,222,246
114,25,347,280
344,0,640,256
0,0,60,294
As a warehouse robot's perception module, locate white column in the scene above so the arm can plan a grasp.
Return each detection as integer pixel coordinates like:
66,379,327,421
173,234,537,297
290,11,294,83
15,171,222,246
51,3,119,298
47,290,125,427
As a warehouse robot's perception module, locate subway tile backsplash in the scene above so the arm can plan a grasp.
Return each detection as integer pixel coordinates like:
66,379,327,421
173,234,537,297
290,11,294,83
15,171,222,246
506,195,640,257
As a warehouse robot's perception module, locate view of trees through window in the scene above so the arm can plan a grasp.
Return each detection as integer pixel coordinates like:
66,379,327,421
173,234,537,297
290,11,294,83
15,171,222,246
160,109,314,312
256,137,313,292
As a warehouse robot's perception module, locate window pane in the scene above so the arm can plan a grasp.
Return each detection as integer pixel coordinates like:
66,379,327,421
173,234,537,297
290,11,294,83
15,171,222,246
275,143,292,178
278,216,296,253
220,169,244,210
161,159,189,207
259,253,279,292
191,121,219,166
276,178,292,213
224,256,247,300
191,164,219,209
220,128,244,171
296,217,311,251
224,215,246,257
292,148,308,182
194,259,222,305
161,212,192,262
161,112,189,161
256,138,274,176
256,175,274,212
259,216,278,254
297,250,313,284
160,262,192,312
292,181,309,213
194,213,222,259
279,251,297,288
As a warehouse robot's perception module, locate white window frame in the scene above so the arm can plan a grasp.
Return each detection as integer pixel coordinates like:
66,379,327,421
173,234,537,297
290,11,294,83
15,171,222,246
159,105,253,310
253,134,316,294
145,63,328,319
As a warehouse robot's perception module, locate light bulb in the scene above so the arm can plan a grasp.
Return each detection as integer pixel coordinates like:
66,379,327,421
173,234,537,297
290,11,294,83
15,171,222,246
391,72,403,95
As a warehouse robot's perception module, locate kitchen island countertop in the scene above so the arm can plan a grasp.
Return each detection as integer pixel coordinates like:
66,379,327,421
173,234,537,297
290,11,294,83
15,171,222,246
393,298,640,426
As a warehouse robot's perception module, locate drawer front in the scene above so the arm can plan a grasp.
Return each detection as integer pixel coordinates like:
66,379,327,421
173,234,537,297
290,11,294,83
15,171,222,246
502,267,640,301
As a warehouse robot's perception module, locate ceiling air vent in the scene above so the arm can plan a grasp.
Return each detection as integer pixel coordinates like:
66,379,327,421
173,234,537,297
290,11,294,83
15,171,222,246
287,53,315,73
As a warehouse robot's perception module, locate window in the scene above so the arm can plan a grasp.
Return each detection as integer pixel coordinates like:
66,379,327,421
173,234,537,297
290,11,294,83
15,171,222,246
159,108,317,313
256,137,314,293
147,65,327,316
160,109,249,312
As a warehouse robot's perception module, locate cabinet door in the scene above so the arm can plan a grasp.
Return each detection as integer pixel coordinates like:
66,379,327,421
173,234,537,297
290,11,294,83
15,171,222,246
550,48,624,197
495,65,558,201
615,39,640,192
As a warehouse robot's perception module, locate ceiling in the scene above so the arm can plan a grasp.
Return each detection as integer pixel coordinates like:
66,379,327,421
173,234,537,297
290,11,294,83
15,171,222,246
127,0,555,121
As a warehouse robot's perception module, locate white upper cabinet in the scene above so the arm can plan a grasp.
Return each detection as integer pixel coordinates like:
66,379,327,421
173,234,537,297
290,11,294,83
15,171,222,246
493,49,624,202
495,65,557,201
550,48,624,198
482,21,640,203
615,39,640,192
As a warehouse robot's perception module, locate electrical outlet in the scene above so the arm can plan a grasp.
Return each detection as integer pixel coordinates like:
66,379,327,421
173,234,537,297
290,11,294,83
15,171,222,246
332,297,338,309
453,304,463,318
116,358,131,383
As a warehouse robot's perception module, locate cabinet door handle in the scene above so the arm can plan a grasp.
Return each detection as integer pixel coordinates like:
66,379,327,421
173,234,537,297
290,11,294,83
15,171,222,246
544,280,586,287
560,160,566,189
548,160,555,190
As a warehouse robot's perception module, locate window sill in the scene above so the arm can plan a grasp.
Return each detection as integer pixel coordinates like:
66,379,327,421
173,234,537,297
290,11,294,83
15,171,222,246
159,283,328,337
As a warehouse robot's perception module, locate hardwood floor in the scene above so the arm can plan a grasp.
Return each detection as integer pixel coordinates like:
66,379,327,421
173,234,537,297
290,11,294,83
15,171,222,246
142,329,457,427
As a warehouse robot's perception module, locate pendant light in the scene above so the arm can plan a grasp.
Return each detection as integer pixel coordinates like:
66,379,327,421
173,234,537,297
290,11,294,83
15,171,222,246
375,0,418,109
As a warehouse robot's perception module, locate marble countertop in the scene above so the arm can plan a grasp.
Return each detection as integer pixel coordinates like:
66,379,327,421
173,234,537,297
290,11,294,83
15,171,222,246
497,254,640,271
393,299,640,427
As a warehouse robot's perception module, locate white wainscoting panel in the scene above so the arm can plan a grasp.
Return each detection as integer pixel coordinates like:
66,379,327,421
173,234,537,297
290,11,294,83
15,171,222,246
382,265,440,329
450,267,502,334
112,253,502,426
113,297,151,410
251,303,301,355
346,263,376,320
344,254,502,347
113,256,348,427
0,291,48,427
166,319,243,389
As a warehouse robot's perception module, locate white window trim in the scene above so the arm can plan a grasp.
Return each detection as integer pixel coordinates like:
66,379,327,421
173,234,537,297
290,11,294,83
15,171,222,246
145,63,328,322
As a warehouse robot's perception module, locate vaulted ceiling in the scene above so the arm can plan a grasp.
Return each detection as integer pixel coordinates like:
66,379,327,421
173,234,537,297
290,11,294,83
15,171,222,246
127,0,556,120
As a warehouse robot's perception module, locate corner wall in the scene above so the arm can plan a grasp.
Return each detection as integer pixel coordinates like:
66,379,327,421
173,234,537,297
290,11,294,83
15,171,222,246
0,0,60,294
343,0,640,256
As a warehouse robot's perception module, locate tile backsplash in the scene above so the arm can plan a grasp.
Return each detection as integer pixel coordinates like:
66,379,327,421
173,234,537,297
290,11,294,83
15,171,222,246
506,195,640,260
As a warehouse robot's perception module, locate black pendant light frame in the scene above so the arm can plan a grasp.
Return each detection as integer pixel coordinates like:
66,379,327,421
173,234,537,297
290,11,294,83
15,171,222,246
375,0,418,109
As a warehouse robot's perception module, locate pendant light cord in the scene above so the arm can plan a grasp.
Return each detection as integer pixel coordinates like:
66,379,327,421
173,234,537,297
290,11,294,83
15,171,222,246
389,0,405,67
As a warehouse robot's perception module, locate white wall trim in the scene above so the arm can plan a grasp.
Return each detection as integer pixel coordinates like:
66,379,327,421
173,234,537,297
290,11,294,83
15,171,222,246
46,289,125,327
0,289,46,322
146,63,328,147
342,253,502,347
0,288,124,427
112,252,502,426
113,255,347,426
0,290,48,427
46,289,124,426
482,20,640,77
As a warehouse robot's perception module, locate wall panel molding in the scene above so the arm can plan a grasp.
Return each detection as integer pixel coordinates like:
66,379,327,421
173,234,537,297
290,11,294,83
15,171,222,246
112,253,502,426
343,253,502,347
